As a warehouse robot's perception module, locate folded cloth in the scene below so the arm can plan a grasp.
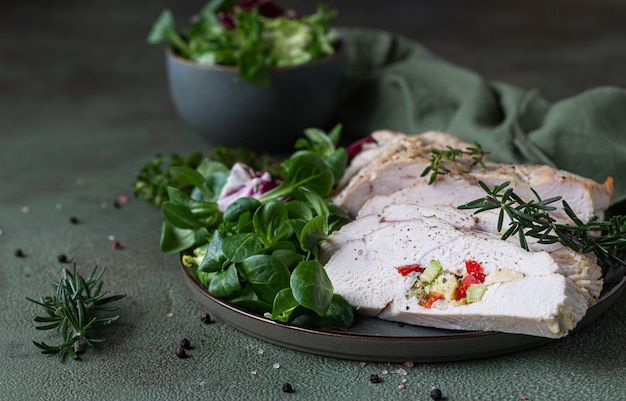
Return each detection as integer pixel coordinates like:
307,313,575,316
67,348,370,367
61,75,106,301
336,28,626,204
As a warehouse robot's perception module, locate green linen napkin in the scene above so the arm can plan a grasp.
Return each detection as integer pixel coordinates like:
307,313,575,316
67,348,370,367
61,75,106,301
336,28,626,204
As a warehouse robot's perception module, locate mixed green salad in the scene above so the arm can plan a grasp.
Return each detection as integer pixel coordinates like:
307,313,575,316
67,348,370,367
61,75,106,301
147,0,338,86
134,125,355,330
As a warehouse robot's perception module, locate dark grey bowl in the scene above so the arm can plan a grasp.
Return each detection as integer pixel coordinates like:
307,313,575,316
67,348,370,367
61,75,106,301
165,43,345,153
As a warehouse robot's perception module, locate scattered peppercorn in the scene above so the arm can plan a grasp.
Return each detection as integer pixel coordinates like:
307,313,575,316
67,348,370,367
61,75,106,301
179,338,191,349
69,216,80,224
14,249,25,257
113,201,121,209
57,254,69,263
200,313,212,324
175,346,187,358
430,387,443,400
369,374,383,384
112,240,123,250
281,383,294,393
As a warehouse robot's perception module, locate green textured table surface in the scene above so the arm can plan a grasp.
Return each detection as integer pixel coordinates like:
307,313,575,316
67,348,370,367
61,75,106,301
2,1,626,400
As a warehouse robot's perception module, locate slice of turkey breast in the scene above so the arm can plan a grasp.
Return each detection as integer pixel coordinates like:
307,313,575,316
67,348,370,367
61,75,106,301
332,132,474,214
319,203,478,264
338,130,406,190
333,131,614,222
357,175,573,253
337,130,474,192
322,206,603,338
322,203,602,301
378,275,585,338
474,163,614,223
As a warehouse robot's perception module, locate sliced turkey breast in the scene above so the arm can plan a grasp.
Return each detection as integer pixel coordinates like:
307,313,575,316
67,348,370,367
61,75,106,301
332,132,473,214
323,203,602,296
319,203,478,264
357,175,573,253
357,174,492,221
339,130,474,192
338,130,406,190
378,275,586,339
333,131,614,222
322,207,602,338
474,163,614,223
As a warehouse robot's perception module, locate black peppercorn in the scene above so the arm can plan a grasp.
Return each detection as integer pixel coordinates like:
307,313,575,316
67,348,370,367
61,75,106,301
281,383,294,393
175,347,187,358
200,313,211,324
179,338,191,349
430,387,443,400
69,216,80,224
57,254,68,263
369,374,383,384
14,249,25,257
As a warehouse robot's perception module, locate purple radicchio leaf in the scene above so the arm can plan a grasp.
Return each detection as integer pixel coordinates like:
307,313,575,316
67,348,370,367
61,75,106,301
218,0,293,30
218,12,236,30
345,135,376,161
238,0,289,18
217,162,278,211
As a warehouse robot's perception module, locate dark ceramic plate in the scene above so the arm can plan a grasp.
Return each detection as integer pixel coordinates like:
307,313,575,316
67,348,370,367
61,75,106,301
180,261,626,363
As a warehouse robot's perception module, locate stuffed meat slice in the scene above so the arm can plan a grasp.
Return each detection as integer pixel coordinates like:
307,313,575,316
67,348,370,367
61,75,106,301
322,207,603,338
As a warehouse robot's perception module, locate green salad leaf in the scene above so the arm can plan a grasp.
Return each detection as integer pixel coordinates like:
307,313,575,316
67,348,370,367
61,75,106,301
147,1,338,86
147,9,190,58
153,124,354,330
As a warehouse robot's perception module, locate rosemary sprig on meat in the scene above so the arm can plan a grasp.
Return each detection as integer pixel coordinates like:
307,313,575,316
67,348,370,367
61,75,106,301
457,181,626,282
421,143,489,184
27,263,126,361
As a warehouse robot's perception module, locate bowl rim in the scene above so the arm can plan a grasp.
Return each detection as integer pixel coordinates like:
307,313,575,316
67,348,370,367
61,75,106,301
165,39,344,72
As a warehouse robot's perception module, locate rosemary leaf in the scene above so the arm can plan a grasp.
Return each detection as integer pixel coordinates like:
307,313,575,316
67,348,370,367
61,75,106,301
458,180,626,289
421,143,490,184
27,262,125,361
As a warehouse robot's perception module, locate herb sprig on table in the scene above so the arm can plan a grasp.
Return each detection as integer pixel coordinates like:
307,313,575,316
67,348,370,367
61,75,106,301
136,125,354,330
27,263,125,360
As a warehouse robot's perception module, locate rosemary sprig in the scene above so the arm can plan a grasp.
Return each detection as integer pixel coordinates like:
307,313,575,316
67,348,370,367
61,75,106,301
421,143,489,184
27,262,126,361
457,181,626,285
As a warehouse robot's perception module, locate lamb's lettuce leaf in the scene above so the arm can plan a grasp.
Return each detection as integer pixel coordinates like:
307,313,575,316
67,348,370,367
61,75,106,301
166,125,354,330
